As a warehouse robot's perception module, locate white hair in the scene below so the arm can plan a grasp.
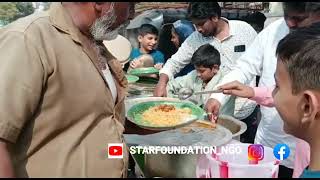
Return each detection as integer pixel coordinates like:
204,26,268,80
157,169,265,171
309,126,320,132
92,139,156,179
90,2,119,41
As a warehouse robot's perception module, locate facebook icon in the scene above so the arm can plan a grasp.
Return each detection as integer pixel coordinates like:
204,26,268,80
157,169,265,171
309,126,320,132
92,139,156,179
273,144,290,160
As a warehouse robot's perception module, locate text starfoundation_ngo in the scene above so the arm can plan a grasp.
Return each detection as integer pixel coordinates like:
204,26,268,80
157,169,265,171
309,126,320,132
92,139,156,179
129,145,242,155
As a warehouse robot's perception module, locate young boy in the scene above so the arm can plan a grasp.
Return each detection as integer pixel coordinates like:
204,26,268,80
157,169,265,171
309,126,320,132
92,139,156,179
129,23,165,70
219,26,320,178
167,44,235,117
267,26,320,178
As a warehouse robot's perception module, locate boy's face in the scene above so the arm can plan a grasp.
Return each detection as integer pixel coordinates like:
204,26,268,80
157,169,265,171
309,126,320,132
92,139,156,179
195,65,219,83
272,60,301,136
272,60,319,139
138,34,158,52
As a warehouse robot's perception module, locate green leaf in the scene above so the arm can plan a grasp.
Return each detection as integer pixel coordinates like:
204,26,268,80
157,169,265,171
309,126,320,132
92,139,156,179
0,2,34,25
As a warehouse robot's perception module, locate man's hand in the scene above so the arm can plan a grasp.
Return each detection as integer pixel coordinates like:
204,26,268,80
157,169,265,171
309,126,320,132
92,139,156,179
205,98,221,122
218,81,254,99
153,74,169,97
0,140,15,177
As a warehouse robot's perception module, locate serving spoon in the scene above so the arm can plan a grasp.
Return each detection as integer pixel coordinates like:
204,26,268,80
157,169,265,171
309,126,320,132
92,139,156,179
177,87,223,100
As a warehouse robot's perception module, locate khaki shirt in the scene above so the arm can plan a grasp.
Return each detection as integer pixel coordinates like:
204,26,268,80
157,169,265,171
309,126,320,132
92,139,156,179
0,3,129,177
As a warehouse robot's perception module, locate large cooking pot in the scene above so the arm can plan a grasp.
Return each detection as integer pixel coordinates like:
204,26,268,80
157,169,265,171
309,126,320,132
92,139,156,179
125,97,247,178
125,97,247,139
218,115,247,141
142,115,247,178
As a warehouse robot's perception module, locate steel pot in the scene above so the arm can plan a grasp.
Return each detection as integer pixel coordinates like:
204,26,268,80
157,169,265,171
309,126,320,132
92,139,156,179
143,115,247,178
124,97,247,178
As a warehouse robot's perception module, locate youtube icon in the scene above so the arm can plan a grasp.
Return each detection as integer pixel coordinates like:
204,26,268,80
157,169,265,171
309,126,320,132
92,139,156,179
108,143,123,159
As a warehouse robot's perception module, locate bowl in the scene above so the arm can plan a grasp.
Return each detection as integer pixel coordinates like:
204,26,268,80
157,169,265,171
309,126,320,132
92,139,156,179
126,100,206,131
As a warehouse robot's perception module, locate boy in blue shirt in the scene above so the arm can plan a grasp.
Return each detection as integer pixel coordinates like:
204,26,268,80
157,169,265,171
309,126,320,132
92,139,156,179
129,24,165,70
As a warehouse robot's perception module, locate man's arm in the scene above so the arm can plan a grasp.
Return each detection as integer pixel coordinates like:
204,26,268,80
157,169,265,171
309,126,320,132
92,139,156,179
154,33,199,97
0,30,45,177
205,26,266,116
218,81,275,107
154,74,170,97
0,140,14,177
166,71,194,97
250,86,274,107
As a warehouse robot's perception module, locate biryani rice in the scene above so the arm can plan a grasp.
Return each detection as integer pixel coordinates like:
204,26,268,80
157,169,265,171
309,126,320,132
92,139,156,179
141,104,192,126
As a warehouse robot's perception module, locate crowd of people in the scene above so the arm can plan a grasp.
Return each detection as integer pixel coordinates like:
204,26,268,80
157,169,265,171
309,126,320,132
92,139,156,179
0,1,320,178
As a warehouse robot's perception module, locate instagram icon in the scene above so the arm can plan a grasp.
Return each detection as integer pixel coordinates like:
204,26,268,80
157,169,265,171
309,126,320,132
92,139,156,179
248,144,264,162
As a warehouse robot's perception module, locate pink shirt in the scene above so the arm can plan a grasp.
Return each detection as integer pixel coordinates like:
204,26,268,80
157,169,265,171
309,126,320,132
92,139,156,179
250,86,275,107
251,86,310,178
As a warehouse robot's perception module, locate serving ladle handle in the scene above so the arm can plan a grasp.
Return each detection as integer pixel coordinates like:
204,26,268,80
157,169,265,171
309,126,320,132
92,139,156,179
177,87,223,100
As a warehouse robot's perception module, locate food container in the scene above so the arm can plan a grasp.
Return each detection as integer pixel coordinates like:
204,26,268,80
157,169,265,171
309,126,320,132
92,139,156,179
126,100,206,131
124,97,247,178
197,143,280,178
217,115,247,141
142,118,246,178
125,96,247,139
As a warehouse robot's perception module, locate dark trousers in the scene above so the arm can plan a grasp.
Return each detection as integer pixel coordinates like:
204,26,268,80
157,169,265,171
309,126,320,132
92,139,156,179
240,106,260,143
278,165,294,178
128,154,136,178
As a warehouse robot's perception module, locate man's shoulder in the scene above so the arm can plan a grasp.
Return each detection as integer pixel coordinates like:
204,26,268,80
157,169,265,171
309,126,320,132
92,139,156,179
186,31,207,42
265,18,286,30
229,19,251,27
228,19,255,31
227,19,257,37
183,31,212,48
2,11,50,35
257,18,287,39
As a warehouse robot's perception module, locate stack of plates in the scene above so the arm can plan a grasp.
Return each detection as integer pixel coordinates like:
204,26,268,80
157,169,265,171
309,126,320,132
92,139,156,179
125,74,140,84
128,67,159,76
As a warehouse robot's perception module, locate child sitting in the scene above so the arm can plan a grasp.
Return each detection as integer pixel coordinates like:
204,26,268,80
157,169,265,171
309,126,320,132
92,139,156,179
167,44,235,117
219,26,320,178
129,24,165,71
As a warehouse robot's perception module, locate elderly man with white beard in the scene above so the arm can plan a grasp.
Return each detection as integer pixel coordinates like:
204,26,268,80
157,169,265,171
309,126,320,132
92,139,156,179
0,2,135,178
